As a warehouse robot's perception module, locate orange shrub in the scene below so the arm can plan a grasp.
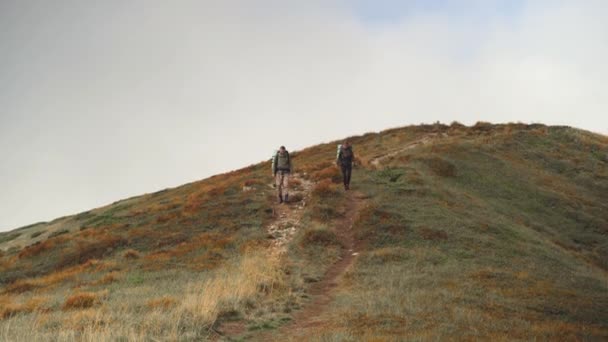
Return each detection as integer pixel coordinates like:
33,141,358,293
0,296,49,319
289,178,302,187
312,166,342,183
4,279,38,294
123,249,140,259
18,238,59,259
312,179,338,198
59,234,127,267
62,292,100,310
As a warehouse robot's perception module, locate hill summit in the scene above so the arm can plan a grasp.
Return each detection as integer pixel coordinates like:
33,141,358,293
1,122,607,341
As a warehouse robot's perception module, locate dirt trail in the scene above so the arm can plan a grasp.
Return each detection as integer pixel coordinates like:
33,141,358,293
266,173,314,256
218,175,366,341
265,190,367,341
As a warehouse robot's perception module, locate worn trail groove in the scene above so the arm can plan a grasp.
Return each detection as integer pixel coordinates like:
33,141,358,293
268,189,366,341
218,174,366,341
267,173,313,256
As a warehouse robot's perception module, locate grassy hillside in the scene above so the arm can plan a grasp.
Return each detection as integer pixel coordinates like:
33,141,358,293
1,122,607,341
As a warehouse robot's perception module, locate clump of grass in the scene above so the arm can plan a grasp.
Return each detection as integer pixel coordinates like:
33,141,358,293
30,231,44,239
18,238,58,258
0,296,49,320
62,292,102,310
176,252,283,328
472,121,494,132
312,179,339,198
313,166,342,183
146,296,177,311
48,229,69,239
92,271,121,286
300,228,341,247
3,280,39,294
123,249,140,259
366,247,409,264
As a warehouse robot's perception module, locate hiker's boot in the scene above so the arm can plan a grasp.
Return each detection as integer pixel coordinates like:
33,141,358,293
278,194,283,204
284,194,289,203
345,184,350,191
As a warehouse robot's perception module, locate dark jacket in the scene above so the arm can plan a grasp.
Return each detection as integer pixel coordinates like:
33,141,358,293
337,145,354,167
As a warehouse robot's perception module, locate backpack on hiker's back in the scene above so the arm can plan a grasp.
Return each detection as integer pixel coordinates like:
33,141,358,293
272,148,291,175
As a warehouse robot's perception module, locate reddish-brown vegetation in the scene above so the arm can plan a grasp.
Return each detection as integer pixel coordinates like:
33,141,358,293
123,249,140,259
0,296,49,320
312,179,338,198
312,166,342,183
62,292,101,310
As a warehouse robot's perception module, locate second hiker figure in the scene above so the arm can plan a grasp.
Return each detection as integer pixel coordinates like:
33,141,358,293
272,146,292,204
336,140,355,191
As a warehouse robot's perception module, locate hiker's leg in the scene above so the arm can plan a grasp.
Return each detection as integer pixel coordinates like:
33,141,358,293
283,173,289,201
275,173,283,202
346,165,352,186
340,165,348,189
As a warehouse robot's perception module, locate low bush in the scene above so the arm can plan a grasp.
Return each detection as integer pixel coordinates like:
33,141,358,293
312,166,342,183
312,179,339,198
62,292,101,310
123,249,140,259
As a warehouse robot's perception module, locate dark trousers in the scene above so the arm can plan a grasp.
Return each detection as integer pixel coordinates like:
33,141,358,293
340,164,352,186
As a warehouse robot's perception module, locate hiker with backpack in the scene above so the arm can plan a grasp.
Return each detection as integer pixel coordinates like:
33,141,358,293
272,146,292,204
336,140,355,190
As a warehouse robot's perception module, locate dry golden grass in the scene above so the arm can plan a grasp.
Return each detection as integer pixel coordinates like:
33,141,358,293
146,296,177,311
176,251,283,326
0,296,49,320
4,260,105,294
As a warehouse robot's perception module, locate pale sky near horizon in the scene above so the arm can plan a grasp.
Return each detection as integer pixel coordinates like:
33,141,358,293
1,0,607,231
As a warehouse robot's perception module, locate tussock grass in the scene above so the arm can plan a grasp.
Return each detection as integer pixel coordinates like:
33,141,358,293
62,292,102,310
0,251,284,340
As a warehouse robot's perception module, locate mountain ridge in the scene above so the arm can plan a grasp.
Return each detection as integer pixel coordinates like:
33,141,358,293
1,122,607,340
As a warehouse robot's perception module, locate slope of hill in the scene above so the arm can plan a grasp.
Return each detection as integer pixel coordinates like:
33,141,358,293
1,122,607,341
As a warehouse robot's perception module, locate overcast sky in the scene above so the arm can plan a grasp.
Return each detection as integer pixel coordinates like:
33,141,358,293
1,0,607,231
